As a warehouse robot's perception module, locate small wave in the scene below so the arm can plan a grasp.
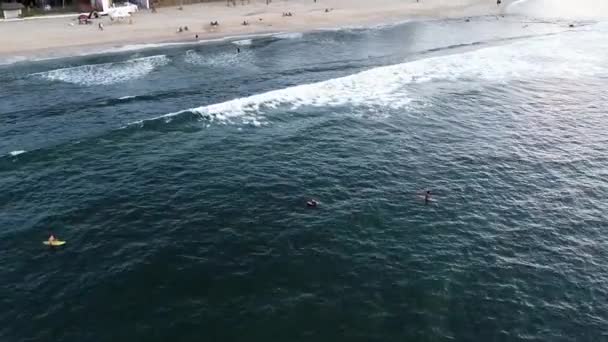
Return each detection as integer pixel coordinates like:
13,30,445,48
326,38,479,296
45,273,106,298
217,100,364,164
317,19,412,33
31,55,169,86
0,55,30,66
274,32,303,40
103,32,277,53
118,95,137,100
233,39,253,46
9,150,26,156
184,49,250,68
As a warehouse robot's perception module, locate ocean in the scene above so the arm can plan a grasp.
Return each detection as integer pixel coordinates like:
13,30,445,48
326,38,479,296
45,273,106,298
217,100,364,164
1,15,608,342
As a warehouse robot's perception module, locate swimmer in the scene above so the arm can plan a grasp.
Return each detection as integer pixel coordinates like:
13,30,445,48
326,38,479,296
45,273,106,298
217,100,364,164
306,199,318,207
424,190,431,204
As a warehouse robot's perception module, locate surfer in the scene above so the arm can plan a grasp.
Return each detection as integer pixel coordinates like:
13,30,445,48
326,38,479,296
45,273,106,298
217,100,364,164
44,234,65,247
307,199,318,208
237,47,241,53
424,190,431,204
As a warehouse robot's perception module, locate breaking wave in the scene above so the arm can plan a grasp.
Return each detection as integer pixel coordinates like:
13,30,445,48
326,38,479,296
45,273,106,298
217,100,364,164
136,27,607,127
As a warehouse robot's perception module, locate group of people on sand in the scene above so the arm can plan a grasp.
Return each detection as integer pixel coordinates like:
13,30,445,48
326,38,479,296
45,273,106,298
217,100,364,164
282,12,294,17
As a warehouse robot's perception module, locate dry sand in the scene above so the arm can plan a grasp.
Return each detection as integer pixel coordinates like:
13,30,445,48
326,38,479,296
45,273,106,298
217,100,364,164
0,0,505,62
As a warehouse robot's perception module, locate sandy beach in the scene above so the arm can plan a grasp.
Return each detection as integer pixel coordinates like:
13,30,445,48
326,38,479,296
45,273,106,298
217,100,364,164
0,0,505,63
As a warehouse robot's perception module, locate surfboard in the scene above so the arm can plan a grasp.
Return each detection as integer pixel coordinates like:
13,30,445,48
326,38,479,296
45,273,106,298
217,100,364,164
43,240,66,246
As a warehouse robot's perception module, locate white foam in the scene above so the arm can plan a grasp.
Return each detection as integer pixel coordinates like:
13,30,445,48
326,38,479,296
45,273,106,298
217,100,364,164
9,150,25,156
233,39,253,46
118,95,137,100
31,55,169,86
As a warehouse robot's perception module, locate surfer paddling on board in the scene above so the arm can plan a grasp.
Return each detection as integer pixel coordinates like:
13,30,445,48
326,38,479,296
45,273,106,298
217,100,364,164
307,199,319,208
48,234,56,244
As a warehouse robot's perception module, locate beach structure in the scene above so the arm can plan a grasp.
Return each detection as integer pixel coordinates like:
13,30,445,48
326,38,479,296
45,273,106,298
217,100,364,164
1,2,24,18
91,0,145,14
90,0,145,12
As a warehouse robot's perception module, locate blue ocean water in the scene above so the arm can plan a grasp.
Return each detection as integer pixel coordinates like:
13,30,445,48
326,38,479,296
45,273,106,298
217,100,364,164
1,16,608,342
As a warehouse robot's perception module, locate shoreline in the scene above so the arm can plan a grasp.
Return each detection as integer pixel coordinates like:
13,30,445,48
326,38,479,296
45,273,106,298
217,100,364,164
0,0,504,65
0,19,414,66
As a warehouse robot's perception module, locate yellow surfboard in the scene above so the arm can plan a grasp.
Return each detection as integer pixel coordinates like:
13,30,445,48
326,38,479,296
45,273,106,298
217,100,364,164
43,240,66,246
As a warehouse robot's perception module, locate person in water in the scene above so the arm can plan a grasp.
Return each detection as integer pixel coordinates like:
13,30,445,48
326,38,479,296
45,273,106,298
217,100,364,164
307,199,318,207
48,234,56,244
424,190,431,204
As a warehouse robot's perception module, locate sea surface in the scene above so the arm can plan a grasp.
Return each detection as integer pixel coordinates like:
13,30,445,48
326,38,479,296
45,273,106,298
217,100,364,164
1,15,608,342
